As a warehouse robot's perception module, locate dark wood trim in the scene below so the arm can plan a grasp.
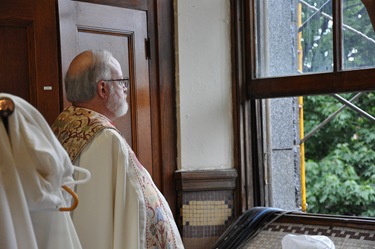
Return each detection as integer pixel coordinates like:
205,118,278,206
232,0,266,214
277,212,375,231
146,0,160,187
74,0,148,10
147,0,178,217
231,0,244,216
175,169,238,192
252,100,265,206
248,68,375,99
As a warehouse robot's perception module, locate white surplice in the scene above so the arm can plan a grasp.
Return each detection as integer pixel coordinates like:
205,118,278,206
71,128,184,249
0,93,82,249
72,129,139,249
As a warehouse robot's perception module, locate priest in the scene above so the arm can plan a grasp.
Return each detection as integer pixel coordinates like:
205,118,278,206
51,49,184,249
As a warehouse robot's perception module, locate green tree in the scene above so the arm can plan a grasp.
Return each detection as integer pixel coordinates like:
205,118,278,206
304,93,375,217
302,0,375,217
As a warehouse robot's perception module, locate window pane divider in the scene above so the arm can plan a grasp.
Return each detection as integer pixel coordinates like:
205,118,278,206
248,68,375,99
333,0,342,72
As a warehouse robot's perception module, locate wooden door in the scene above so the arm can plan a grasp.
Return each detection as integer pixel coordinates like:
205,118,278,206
0,0,60,124
58,0,152,173
0,0,177,216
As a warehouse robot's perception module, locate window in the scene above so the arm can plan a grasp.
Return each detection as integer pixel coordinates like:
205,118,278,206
233,0,375,217
243,0,375,98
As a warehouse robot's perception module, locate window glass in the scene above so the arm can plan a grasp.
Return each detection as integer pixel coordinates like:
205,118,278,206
262,92,375,218
303,91,375,217
299,0,333,73
255,0,375,78
342,0,375,69
255,0,334,77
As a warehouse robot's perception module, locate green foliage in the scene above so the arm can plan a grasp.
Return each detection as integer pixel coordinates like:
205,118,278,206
302,1,375,217
304,94,375,216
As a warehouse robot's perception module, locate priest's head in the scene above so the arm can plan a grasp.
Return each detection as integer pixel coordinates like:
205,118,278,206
64,49,129,120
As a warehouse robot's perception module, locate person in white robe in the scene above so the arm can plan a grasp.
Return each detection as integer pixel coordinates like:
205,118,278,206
51,49,184,249
0,93,82,249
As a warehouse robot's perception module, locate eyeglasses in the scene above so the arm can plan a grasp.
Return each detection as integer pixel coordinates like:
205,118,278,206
103,78,129,89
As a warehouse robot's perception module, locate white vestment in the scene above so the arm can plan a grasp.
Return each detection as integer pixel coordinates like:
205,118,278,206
0,93,82,249
52,106,184,249
73,129,141,249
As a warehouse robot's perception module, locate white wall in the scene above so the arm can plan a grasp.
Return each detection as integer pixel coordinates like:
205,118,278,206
175,0,233,170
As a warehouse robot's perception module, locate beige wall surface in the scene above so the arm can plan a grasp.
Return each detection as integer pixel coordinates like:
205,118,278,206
175,0,233,170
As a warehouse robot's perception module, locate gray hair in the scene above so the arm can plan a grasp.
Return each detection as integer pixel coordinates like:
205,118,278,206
65,49,115,103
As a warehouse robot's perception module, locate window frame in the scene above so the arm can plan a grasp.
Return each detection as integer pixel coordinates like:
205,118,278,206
247,0,375,99
232,0,375,215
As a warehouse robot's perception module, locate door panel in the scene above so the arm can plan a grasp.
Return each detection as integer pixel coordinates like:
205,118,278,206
0,21,32,101
58,0,152,173
0,0,60,124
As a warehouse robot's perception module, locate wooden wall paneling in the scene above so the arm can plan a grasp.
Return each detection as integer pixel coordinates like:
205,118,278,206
148,0,178,215
0,20,34,102
0,0,60,124
175,169,238,192
34,0,60,124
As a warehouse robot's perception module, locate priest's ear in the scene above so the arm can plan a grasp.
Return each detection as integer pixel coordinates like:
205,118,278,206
97,80,109,99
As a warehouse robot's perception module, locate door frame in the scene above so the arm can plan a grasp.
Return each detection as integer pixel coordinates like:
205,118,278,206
64,0,178,215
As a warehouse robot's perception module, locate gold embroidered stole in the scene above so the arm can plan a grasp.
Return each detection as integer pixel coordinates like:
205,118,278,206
51,106,118,162
127,150,179,248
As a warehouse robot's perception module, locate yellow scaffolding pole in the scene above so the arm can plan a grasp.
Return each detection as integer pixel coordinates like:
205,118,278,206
298,2,307,212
